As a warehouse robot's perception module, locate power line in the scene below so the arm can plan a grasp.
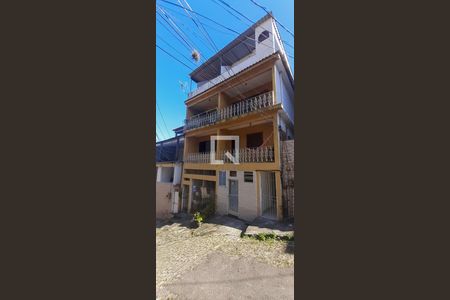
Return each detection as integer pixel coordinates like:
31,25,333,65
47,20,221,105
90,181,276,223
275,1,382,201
157,102,172,138
159,0,294,50
156,122,167,140
159,2,276,109
156,44,194,70
157,7,197,51
158,1,295,56
157,33,197,67
156,2,293,153
214,0,254,25
158,1,291,124
157,17,192,53
158,6,212,63
178,0,219,53
210,0,252,26
208,0,295,57
160,0,241,34
249,0,295,38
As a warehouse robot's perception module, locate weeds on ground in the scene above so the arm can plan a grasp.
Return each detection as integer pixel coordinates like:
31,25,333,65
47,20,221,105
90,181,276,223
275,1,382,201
242,232,294,242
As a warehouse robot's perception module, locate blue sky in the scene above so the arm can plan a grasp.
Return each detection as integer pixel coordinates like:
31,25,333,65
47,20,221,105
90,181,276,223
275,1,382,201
156,0,294,141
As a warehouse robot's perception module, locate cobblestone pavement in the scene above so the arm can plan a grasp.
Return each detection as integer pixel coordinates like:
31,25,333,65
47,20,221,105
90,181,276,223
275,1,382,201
156,216,294,300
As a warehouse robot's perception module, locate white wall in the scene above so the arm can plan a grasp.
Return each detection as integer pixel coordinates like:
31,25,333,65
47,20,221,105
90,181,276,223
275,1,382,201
274,62,294,124
156,167,162,182
280,73,294,123
173,163,182,185
237,171,258,222
188,18,277,99
215,170,258,222
159,167,174,183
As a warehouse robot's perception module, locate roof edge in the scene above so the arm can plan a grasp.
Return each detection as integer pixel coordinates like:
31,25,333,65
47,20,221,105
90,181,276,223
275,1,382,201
188,13,273,80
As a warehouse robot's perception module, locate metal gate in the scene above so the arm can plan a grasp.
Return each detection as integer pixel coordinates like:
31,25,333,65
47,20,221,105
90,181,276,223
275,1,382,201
228,179,238,215
191,180,215,213
260,171,277,219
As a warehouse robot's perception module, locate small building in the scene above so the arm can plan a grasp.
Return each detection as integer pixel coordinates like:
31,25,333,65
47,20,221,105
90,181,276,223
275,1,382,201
156,126,184,218
181,13,294,222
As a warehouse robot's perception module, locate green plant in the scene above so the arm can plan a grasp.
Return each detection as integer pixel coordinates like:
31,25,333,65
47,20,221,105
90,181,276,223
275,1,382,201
249,232,295,242
193,212,203,227
201,201,215,219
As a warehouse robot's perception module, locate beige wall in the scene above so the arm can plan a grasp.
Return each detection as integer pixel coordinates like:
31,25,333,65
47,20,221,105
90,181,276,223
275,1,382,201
227,122,274,149
236,170,258,221
215,170,258,222
186,121,274,154
156,182,172,219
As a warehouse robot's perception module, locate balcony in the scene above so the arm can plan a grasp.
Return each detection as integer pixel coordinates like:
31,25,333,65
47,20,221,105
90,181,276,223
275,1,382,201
185,91,274,131
185,146,275,164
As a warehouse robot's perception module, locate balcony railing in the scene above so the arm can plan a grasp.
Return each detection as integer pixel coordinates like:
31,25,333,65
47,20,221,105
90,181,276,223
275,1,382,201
185,91,274,130
184,146,275,164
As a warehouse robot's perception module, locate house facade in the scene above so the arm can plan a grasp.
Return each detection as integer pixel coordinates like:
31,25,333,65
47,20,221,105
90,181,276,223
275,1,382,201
156,126,184,218
181,13,294,222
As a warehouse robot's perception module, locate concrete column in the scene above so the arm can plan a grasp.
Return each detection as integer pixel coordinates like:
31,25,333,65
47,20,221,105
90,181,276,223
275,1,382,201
272,114,281,165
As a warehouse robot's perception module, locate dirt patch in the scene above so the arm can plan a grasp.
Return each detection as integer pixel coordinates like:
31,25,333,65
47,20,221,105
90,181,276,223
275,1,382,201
165,252,294,300
156,216,294,299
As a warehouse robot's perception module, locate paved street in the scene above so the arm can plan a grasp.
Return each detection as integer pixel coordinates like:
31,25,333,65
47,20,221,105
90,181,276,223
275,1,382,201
156,216,294,300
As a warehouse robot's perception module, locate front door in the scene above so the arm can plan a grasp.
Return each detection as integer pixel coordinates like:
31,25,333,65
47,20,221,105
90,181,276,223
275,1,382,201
228,179,238,215
260,171,277,219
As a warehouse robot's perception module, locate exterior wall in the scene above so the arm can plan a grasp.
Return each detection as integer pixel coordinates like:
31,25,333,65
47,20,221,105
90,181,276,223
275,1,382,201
156,182,172,219
255,18,276,62
188,19,276,99
187,122,274,153
274,63,294,124
156,167,162,182
173,163,182,185
159,167,174,183
181,18,293,222
280,72,294,123
236,171,258,222
215,170,258,222
281,140,294,219
216,177,228,215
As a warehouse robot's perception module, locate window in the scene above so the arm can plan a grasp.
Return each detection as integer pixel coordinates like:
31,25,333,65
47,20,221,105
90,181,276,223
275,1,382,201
247,132,263,148
219,171,226,186
230,171,237,177
244,172,253,182
198,141,210,153
258,30,270,43
185,169,216,176
198,140,217,153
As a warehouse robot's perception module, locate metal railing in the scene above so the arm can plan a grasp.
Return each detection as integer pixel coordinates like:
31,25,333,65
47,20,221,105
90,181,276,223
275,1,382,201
185,91,274,130
184,146,275,163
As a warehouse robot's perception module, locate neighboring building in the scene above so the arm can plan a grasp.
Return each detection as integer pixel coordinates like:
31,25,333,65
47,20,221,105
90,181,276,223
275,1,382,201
156,126,184,218
181,13,294,222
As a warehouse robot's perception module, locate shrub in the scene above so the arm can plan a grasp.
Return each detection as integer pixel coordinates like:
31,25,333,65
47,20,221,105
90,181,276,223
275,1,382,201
193,212,203,227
